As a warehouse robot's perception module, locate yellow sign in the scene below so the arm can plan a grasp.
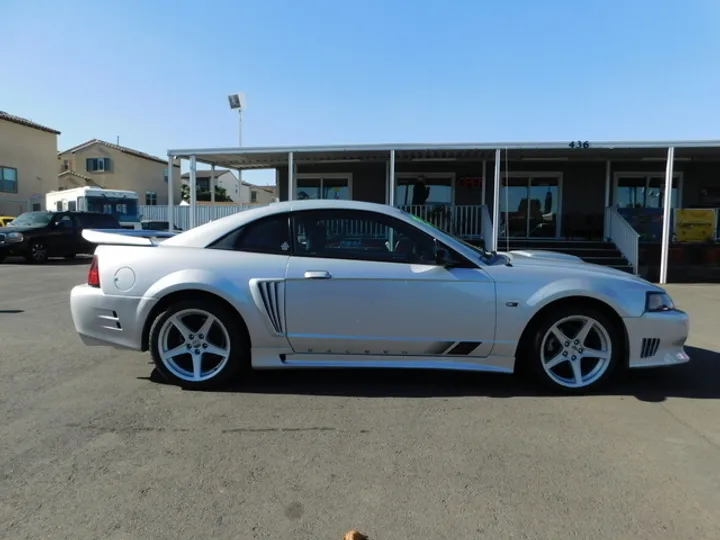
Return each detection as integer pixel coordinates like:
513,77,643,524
675,209,717,242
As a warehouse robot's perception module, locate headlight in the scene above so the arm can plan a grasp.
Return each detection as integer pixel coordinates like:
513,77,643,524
646,291,675,312
5,231,23,243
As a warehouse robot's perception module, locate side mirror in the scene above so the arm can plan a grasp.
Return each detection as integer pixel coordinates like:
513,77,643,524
435,247,451,266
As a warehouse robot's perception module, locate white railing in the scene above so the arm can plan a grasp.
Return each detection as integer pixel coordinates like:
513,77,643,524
605,206,640,274
139,203,489,239
397,204,486,239
139,204,259,230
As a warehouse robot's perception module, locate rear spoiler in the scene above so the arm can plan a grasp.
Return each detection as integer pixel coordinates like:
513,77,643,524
82,229,178,247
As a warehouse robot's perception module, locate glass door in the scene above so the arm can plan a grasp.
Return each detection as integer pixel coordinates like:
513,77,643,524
500,176,560,238
499,176,530,237
528,178,559,238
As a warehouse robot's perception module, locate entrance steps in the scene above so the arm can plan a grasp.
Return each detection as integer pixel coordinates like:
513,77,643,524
497,239,635,274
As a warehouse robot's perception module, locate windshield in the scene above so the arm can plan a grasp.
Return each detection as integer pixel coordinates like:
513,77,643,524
86,196,139,222
8,211,54,228
406,212,494,262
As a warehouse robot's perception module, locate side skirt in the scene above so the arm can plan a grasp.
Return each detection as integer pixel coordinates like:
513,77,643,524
250,348,516,374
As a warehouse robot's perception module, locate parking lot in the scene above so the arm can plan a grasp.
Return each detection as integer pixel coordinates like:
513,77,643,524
1,258,720,540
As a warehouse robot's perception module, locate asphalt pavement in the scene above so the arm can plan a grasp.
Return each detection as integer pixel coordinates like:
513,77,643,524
1,257,720,540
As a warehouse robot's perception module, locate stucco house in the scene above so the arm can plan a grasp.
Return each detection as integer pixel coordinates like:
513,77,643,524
58,139,181,205
0,111,60,216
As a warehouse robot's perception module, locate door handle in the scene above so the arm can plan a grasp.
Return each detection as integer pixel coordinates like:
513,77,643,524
304,270,332,279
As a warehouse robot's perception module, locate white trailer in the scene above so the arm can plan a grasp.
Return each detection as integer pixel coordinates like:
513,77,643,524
45,187,140,228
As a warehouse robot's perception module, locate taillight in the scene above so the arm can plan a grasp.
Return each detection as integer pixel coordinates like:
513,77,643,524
88,255,100,288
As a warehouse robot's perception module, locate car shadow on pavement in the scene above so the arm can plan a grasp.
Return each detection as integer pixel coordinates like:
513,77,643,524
143,345,720,402
1,256,92,266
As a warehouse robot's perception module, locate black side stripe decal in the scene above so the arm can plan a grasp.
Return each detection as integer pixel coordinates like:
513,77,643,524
445,341,482,356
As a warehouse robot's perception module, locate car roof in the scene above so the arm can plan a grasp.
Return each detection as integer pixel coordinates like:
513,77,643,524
161,200,406,248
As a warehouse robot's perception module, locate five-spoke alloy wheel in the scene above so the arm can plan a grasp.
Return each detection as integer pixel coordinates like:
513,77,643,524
528,306,620,393
149,299,249,389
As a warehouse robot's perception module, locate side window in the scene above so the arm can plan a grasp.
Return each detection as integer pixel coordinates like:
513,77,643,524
56,215,74,230
292,209,436,264
210,214,291,255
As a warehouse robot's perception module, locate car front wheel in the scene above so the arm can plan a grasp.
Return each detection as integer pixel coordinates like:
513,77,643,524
527,305,620,394
149,299,250,389
25,241,48,264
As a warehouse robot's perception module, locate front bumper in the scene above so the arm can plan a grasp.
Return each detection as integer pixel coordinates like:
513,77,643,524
70,284,156,350
624,309,690,368
0,243,28,258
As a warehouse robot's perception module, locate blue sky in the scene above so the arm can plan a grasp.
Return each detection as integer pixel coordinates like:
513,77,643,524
2,0,720,185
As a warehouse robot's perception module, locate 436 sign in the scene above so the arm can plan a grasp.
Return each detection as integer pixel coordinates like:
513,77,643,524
569,140,590,149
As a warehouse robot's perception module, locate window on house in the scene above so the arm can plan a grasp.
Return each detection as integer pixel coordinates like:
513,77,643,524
62,160,70,171
0,166,18,193
163,168,169,183
251,191,258,203
68,201,77,211
86,158,111,172
32,203,41,211
145,191,158,205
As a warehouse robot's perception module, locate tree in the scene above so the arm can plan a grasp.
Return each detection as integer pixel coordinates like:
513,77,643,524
197,185,232,202
181,183,232,202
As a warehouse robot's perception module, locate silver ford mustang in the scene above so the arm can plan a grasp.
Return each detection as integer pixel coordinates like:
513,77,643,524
70,199,690,393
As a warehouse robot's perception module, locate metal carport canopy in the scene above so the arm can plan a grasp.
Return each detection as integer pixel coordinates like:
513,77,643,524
167,140,720,170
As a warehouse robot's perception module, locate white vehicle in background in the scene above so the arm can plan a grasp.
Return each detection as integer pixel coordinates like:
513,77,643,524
45,187,140,229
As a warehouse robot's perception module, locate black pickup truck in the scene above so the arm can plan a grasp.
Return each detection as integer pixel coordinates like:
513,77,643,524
0,210,122,264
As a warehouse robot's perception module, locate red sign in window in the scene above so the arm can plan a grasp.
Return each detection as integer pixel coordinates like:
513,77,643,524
459,177,482,189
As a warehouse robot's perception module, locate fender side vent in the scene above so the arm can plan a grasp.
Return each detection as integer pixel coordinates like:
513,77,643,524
640,338,660,358
257,280,285,334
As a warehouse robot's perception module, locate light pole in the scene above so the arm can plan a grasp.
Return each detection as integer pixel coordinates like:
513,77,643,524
228,92,246,197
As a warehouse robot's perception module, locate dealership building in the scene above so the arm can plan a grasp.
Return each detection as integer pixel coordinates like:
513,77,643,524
166,140,720,283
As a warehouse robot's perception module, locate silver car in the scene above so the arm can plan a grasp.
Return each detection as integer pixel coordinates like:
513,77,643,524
70,199,689,393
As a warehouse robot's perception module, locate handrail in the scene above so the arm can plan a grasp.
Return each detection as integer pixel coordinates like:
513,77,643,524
605,206,640,274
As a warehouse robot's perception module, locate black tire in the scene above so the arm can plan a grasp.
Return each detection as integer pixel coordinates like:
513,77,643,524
525,305,621,394
149,299,250,390
25,241,49,264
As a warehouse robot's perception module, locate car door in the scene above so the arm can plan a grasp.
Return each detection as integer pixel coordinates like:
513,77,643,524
284,209,497,358
46,213,78,255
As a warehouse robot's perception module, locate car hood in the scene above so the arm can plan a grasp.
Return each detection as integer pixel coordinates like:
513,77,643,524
0,225,36,234
503,249,653,283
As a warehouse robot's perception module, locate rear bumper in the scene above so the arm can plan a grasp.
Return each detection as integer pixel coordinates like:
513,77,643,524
624,309,690,368
70,284,156,350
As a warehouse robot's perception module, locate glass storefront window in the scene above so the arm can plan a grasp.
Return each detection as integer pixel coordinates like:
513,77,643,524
296,177,350,200
395,176,453,206
616,175,680,209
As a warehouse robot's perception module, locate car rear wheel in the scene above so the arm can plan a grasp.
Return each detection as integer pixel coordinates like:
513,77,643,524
25,241,48,264
527,305,620,394
149,299,250,389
